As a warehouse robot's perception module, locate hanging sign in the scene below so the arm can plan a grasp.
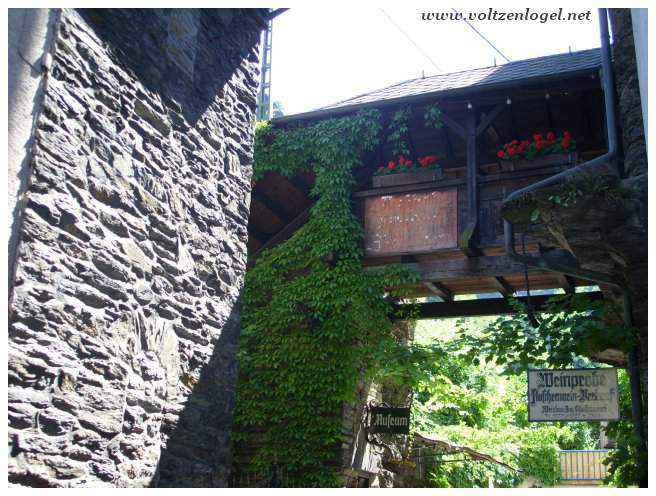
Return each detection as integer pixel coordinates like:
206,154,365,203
363,189,458,257
527,368,620,422
369,406,410,434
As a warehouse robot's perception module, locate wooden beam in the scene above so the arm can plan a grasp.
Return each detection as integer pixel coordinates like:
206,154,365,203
486,124,500,145
248,225,269,245
440,112,465,140
354,163,569,198
253,192,290,224
249,204,313,264
423,282,454,301
557,274,576,294
491,276,514,297
396,291,604,319
288,175,311,196
370,255,537,282
476,103,505,137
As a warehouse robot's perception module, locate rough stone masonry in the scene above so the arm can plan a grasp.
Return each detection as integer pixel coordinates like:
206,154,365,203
8,8,264,487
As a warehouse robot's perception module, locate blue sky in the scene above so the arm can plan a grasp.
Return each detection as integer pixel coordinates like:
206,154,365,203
267,8,601,116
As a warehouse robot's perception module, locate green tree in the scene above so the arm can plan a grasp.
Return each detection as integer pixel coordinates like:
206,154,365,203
271,100,284,118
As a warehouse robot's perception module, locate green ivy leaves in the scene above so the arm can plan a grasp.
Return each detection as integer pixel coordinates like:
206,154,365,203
424,103,444,130
387,106,412,157
234,110,419,486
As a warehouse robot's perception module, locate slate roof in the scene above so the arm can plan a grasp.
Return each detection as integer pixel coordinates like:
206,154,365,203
276,48,601,122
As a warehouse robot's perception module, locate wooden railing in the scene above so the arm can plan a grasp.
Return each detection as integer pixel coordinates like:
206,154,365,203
559,450,609,481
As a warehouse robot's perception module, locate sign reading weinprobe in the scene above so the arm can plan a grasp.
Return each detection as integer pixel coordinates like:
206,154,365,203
527,368,619,422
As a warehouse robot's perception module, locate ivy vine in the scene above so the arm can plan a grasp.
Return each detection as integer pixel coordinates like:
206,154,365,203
233,110,419,486
387,106,412,157
424,103,444,130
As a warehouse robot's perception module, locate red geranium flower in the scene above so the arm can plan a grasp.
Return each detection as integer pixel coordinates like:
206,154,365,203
546,131,556,141
388,161,396,169
533,133,543,142
398,155,412,166
497,150,505,158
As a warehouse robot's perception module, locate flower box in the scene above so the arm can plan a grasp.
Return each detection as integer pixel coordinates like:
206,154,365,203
372,168,443,188
499,152,577,171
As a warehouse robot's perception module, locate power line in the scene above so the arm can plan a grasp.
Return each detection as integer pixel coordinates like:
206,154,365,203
451,9,511,63
380,9,444,74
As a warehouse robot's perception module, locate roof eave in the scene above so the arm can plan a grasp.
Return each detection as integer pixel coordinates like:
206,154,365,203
271,66,600,127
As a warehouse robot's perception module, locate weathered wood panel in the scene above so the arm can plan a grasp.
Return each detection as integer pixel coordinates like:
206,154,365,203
363,189,458,256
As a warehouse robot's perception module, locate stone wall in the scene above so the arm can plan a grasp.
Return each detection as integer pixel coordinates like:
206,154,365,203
608,8,648,377
610,8,647,179
8,8,263,487
8,9,58,287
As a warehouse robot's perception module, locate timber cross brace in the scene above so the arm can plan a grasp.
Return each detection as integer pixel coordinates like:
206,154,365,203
442,102,508,258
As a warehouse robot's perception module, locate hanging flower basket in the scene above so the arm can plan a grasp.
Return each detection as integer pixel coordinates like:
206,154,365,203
372,154,442,188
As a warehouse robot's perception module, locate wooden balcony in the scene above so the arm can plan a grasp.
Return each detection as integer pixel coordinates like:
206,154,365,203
247,54,607,304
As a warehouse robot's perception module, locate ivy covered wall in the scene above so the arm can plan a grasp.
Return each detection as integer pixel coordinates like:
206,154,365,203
231,111,419,486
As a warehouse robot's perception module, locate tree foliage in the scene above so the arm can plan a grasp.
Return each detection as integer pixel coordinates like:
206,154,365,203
602,370,648,487
447,294,643,487
457,293,635,373
406,318,601,488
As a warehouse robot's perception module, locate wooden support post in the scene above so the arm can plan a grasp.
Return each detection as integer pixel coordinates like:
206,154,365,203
443,127,454,161
491,276,514,298
376,126,389,168
509,103,517,142
557,274,575,294
423,282,454,301
459,108,479,257
545,98,554,130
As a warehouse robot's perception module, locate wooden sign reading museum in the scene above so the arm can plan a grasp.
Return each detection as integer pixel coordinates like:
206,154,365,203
527,368,620,422
369,406,410,434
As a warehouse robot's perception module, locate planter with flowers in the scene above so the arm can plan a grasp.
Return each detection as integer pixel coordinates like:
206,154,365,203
372,154,442,188
496,131,577,170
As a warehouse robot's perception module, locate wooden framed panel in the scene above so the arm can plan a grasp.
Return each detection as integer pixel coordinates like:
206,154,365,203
363,188,458,257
